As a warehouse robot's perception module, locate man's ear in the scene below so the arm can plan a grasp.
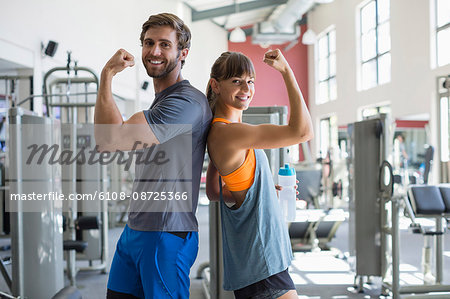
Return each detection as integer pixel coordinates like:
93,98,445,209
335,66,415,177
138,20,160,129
210,78,220,94
180,48,189,61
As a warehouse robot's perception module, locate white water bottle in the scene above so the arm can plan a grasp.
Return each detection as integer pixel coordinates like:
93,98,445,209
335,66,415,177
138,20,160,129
278,163,296,222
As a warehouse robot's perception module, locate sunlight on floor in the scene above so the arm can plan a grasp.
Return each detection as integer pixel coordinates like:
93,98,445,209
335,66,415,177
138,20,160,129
305,273,355,285
399,263,418,272
291,253,350,272
399,272,425,285
289,272,308,285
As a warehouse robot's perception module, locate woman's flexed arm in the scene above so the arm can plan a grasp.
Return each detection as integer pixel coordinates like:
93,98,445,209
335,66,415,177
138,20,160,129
221,49,313,150
264,49,313,143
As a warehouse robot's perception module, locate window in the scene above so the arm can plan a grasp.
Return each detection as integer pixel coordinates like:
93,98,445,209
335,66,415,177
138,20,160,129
435,0,450,67
359,0,391,90
360,104,391,120
438,76,449,162
319,115,338,159
287,144,300,163
316,28,336,104
440,96,449,161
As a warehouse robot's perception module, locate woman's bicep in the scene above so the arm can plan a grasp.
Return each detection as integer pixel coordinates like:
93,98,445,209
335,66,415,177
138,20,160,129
205,157,236,204
228,123,310,150
206,162,220,201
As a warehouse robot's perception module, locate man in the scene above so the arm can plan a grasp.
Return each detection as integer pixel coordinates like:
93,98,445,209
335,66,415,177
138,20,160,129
94,13,212,298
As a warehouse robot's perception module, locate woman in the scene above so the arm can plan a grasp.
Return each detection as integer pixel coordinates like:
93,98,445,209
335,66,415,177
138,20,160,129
206,49,313,299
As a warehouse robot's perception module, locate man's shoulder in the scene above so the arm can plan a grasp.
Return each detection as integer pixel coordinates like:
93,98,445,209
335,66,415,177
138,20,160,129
163,81,205,102
147,81,211,125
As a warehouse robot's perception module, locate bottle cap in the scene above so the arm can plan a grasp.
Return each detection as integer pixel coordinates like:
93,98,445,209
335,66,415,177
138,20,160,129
278,163,295,176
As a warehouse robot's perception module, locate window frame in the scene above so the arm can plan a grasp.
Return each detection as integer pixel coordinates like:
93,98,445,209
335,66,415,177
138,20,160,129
359,0,391,90
318,115,338,159
315,27,336,105
435,0,450,67
359,103,391,120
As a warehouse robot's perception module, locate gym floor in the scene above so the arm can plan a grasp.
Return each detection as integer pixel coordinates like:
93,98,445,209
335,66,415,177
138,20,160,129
0,194,449,298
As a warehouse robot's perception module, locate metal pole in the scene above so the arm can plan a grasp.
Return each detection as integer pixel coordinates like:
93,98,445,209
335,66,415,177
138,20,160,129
209,202,219,299
84,82,89,123
101,163,109,274
380,196,387,281
69,106,78,285
8,107,25,297
0,290,17,299
435,217,443,283
29,76,33,111
392,198,400,299
399,284,450,293
0,260,12,291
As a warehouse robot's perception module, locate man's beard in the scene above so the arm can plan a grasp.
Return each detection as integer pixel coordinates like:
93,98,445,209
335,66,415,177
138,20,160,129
145,51,180,79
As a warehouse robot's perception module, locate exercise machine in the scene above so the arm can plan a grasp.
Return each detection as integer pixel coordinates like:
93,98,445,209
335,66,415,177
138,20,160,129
289,165,346,252
8,107,80,299
42,53,109,284
347,114,391,291
380,165,450,298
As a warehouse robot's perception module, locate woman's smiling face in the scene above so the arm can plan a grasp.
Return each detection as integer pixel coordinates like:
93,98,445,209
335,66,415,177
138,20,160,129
216,74,255,110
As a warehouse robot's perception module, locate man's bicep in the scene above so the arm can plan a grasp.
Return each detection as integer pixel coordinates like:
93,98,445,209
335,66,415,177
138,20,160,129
121,112,160,147
124,111,148,125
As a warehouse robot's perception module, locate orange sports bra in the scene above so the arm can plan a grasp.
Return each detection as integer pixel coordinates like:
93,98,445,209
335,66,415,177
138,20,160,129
211,118,256,191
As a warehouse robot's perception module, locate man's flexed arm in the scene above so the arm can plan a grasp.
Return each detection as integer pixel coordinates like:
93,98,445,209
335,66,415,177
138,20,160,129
94,49,159,152
95,49,135,125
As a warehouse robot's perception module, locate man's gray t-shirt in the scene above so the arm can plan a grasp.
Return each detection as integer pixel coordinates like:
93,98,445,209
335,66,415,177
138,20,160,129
127,80,212,231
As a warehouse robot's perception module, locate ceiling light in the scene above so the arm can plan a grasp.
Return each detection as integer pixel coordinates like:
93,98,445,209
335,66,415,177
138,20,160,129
302,28,316,45
228,0,246,43
229,27,246,43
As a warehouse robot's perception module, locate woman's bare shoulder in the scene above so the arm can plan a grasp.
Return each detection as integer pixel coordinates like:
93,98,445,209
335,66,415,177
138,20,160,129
208,122,255,150
208,123,232,147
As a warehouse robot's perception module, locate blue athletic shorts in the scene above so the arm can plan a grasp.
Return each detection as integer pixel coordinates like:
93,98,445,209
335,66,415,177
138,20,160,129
107,225,199,298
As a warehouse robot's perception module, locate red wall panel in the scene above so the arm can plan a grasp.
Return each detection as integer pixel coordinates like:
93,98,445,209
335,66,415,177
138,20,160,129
395,120,429,128
227,24,309,109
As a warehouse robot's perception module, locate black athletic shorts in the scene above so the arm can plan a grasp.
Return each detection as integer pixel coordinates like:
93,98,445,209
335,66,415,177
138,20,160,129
233,269,296,299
